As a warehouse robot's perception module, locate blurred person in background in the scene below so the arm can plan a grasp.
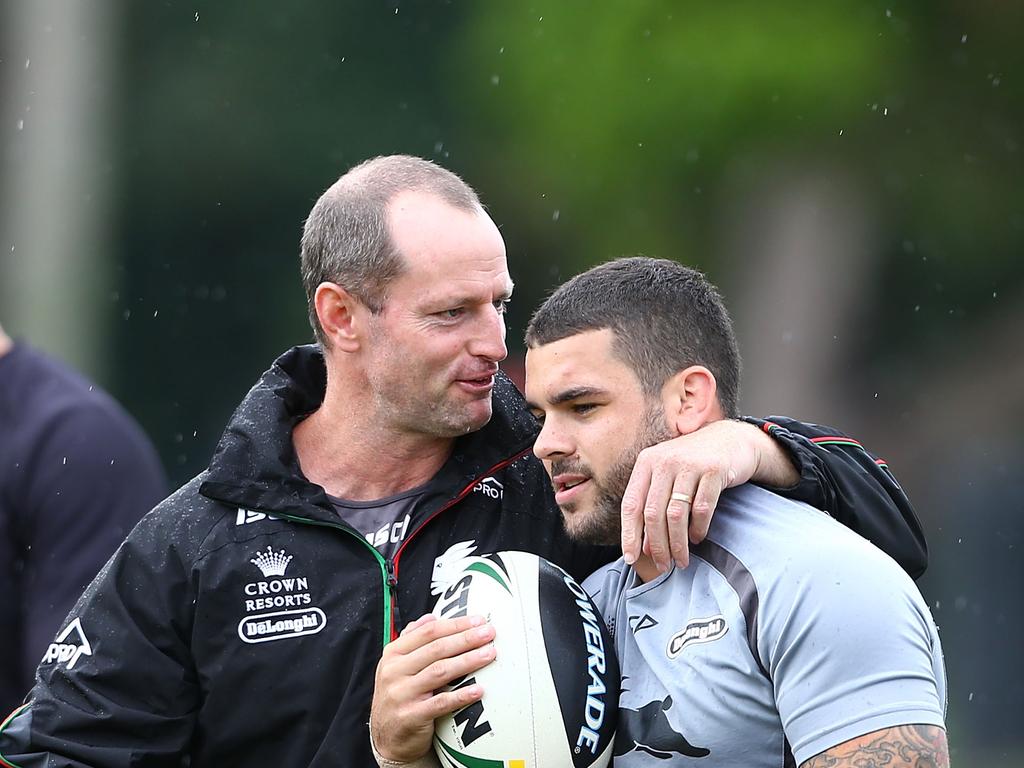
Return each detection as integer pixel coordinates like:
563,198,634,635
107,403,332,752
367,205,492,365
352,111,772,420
0,323,167,716
1,157,923,767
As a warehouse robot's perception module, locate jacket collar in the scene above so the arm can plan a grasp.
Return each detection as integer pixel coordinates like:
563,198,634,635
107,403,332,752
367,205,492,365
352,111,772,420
200,345,539,521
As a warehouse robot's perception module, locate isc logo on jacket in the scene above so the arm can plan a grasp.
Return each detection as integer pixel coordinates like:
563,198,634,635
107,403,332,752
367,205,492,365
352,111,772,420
41,617,93,670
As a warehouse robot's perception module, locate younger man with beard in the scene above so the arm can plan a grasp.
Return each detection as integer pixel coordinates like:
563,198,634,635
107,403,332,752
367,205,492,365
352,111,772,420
524,257,947,767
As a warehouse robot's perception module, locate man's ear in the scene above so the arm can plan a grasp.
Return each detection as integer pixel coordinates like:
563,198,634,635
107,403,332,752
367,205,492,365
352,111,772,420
314,282,371,352
661,365,719,435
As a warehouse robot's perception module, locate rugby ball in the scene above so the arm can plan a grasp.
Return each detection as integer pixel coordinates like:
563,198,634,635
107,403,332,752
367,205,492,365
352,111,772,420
431,550,618,768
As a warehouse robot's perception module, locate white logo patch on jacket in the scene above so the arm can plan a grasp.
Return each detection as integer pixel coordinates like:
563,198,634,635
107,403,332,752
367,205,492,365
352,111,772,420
42,617,93,670
472,476,504,500
431,540,478,595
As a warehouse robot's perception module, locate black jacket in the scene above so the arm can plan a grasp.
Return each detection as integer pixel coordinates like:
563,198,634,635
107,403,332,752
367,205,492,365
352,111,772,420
0,346,925,768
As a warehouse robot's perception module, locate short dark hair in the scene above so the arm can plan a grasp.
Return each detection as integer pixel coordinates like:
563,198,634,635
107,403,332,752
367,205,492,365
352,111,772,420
300,155,482,345
525,257,742,418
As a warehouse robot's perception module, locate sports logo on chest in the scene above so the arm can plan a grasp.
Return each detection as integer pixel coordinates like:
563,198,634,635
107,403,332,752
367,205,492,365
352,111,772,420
236,546,328,644
666,615,728,659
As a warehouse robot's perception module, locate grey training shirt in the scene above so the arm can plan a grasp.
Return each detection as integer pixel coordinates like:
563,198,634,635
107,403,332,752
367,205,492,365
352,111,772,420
584,484,946,766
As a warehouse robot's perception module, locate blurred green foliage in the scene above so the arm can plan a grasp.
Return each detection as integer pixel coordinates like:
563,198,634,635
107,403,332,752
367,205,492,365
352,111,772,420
8,2,1014,761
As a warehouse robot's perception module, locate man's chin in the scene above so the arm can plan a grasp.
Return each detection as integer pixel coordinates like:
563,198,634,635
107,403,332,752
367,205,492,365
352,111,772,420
561,506,621,547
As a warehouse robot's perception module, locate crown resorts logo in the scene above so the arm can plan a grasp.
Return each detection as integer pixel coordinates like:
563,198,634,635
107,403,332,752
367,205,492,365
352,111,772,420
239,546,326,644
251,546,293,578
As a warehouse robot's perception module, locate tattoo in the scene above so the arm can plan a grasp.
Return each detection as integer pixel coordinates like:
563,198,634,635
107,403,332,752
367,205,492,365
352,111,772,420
801,724,949,768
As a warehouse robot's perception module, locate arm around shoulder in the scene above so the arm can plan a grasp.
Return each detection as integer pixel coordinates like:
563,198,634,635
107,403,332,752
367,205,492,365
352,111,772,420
743,415,928,577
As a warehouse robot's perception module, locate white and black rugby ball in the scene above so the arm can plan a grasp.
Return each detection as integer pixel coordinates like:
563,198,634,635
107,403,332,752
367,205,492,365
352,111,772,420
431,550,618,768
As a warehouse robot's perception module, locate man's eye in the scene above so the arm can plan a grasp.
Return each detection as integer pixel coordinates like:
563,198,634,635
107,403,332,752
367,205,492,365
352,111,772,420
572,403,597,416
441,308,465,319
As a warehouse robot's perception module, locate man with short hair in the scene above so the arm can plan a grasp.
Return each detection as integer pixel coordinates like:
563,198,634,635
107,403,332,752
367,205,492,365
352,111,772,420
523,257,947,766
1,158,923,768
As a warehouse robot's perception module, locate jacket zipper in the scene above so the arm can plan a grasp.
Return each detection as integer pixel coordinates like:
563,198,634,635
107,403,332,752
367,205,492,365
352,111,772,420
385,447,533,642
272,513,392,648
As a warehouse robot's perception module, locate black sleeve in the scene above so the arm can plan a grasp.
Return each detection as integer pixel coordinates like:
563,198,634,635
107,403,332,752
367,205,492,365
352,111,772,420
0,509,198,768
741,415,927,578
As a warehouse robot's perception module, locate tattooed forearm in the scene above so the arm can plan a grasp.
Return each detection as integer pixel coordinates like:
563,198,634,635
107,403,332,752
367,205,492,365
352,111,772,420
801,724,949,768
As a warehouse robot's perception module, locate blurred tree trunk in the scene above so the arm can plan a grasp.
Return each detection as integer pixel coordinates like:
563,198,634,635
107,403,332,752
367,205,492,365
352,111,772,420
0,0,118,379
721,164,877,427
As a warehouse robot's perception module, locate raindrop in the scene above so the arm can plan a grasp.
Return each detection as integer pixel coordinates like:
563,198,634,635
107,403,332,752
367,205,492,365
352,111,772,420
552,210,560,222
873,393,879,399
153,309,159,318
434,141,444,153
16,119,24,131
194,11,199,21
394,6,399,14
24,58,30,69
490,74,500,86
992,291,997,299
62,456,67,465
883,107,888,116
885,8,892,17
839,129,844,136
499,47,505,54
969,692,974,702
961,34,968,43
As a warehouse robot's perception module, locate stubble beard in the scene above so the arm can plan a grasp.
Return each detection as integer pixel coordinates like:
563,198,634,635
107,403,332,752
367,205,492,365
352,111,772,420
560,405,673,546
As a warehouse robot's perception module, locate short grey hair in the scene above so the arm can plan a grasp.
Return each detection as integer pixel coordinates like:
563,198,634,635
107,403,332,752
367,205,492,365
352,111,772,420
300,155,482,345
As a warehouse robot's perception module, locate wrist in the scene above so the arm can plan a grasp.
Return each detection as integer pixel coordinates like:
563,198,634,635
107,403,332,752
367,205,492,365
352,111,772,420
370,730,439,768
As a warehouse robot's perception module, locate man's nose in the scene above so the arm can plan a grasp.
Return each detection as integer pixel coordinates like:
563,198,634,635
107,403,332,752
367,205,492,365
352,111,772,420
533,417,572,461
468,305,508,362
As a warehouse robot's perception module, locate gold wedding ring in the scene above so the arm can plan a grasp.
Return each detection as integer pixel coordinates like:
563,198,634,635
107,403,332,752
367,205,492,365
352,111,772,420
670,492,693,505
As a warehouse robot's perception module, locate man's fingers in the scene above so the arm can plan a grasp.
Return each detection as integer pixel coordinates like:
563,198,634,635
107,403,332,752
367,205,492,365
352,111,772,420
689,472,723,545
621,456,653,565
389,614,487,655
667,480,699,568
418,639,497,691
399,613,436,637
399,621,496,686
641,467,676,573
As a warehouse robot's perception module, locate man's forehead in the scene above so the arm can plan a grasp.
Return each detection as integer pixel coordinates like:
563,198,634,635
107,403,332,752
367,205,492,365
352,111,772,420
525,330,626,399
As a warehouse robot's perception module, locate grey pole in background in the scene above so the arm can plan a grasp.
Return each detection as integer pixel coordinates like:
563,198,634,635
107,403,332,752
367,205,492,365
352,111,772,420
0,0,119,380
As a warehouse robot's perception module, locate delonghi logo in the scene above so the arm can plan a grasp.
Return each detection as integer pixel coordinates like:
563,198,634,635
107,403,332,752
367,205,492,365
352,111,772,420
238,608,327,644
41,617,92,670
472,476,504,500
667,615,728,658
250,546,293,577
561,574,609,756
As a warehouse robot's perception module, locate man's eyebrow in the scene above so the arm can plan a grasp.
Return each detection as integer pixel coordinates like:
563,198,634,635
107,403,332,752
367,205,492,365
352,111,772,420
548,385,606,405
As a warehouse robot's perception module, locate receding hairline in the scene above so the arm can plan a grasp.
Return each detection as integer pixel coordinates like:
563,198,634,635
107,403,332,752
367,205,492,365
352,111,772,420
324,154,482,210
